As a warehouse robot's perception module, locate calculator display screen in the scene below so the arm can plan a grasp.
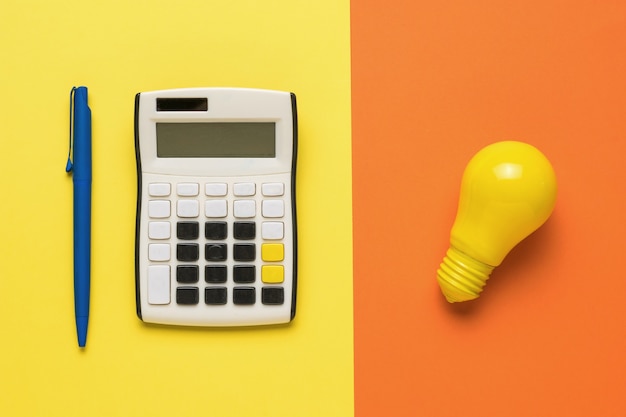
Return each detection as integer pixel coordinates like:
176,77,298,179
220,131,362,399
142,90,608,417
156,122,276,158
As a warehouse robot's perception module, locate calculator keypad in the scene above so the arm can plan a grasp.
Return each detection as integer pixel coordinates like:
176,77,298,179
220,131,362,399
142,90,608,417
145,180,290,314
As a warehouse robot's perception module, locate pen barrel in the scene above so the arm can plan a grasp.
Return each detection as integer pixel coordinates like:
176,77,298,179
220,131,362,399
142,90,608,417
71,86,91,328
73,181,91,319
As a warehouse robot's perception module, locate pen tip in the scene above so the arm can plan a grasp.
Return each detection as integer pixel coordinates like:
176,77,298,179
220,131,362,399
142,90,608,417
76,316,88,347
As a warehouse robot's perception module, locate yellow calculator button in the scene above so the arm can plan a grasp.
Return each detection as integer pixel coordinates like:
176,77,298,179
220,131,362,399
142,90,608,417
262,265,284,283
262,243,284,262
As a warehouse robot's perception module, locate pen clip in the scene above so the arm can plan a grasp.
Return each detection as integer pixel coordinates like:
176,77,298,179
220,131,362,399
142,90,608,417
66,87,77,173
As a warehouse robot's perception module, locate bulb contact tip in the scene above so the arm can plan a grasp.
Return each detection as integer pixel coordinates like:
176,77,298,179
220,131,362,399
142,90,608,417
437,247,494,303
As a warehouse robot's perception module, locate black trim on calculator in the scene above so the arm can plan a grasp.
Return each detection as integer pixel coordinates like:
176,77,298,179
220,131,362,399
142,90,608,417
134,92,143,320
289,92,298,321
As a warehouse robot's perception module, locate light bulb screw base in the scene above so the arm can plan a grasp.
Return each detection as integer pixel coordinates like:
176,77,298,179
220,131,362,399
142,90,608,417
437,247,495,303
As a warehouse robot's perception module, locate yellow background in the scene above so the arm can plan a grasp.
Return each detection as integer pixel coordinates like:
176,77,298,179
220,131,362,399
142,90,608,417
0,1,353,416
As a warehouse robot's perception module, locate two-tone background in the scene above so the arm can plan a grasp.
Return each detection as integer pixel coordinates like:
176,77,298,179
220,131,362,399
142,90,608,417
2,1,625,416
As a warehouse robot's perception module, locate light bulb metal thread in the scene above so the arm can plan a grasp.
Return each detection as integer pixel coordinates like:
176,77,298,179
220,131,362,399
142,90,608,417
437,247,494,303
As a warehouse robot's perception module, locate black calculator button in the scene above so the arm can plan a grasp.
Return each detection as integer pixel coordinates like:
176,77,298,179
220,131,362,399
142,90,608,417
205,222,227,240
233,265,255,283
233,287,256,305
205,265,227,283
177,222,199,240
233,244,256,262
176,287,199,305
233,222,256,240
177,265,199,283
177,244,199,262
205,244,227,261
205,287,227,305
262,287,285,305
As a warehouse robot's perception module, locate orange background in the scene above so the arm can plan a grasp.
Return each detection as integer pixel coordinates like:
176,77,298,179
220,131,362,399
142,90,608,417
352,1,626,416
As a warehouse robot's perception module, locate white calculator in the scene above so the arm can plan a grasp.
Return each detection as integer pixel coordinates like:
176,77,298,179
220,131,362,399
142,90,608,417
134,88,297,326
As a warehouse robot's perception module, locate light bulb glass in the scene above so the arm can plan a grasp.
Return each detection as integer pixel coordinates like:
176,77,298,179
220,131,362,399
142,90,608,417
437,141,557,302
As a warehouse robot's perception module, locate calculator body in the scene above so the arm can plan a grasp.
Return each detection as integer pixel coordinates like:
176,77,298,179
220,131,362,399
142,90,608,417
134,88,297,326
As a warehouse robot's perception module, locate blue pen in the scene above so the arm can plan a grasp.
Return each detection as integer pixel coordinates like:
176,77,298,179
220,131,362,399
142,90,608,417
66,86,92,348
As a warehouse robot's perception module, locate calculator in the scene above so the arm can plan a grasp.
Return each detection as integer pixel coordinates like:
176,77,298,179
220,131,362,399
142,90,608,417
134,88,297,326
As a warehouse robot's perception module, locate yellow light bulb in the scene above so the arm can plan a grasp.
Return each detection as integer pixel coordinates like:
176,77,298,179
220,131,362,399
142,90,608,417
437,141,557,302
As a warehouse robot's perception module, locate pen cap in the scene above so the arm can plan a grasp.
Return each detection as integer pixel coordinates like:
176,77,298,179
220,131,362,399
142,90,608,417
72,87,92,181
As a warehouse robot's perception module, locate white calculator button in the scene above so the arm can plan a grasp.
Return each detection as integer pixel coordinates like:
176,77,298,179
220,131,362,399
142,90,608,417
262,200,284,218
234,182,256,196
149,243,171,261
205,200,228,218
177,183,199,196
147,265,170,305
234,200,256,218
148,200,171,218
206,183,227,196
149,183,171,197
262,222,284,240
262,183,284,196
148,222,171,239
177,200,199,218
